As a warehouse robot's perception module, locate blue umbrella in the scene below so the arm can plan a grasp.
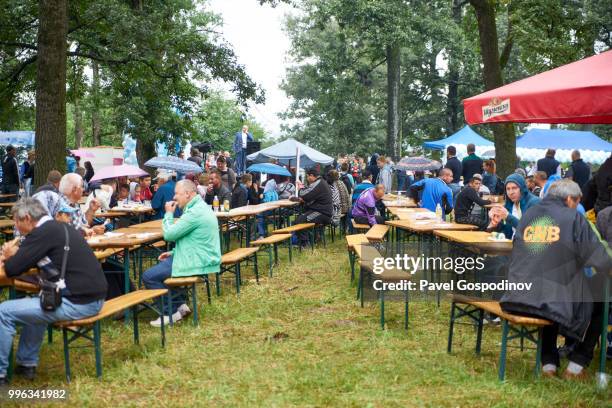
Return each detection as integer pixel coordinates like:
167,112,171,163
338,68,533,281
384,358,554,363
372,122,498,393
247,163,291,176
395,156,442,171
144,156,203,174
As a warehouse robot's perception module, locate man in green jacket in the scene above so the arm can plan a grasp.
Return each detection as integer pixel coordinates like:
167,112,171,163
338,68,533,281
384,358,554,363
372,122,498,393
143,180,221,327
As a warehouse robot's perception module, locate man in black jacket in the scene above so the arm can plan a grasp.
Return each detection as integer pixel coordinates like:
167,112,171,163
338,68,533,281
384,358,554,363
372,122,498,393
454,174,491,229
294,168,333,247
0,199,107,385
565,150,591,189
204,169,232,208
536,148,561,177
461,143,483,184
1,145,20,202
500,180,612,379
444,145,462,197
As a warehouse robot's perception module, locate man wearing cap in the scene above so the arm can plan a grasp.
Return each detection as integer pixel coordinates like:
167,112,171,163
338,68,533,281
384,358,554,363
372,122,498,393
1,145,20,202
294,168,333,247
454,174,492,229
151,171,180,219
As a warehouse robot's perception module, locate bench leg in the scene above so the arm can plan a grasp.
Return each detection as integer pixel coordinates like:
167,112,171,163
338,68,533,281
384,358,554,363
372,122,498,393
191,283,199,326
348,251,355,282
204,276,212,304
235,264,241,294
62,329,71,382
475,309,484,355
273,243,279,265
404,289,409,330
133,306,139,344
167,292,174,326
253,254,259,283
380,290,385,330
288,239,292,262
498,320,509,381
160,296,166,348
267,246,273,278
447,302,456,353
93,322,102,379
216,273,221,296
535,327,543,378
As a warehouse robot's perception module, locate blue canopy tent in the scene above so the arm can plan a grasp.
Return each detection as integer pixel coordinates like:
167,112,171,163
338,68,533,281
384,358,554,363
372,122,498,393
516,128,612,164
0,131,35,146
423,126,493,160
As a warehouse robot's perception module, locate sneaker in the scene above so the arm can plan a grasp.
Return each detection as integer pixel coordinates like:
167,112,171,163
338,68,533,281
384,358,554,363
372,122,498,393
177,304,191,317
483,315,501,325
149,311,183,327
15,365,36,380
562,369,589,381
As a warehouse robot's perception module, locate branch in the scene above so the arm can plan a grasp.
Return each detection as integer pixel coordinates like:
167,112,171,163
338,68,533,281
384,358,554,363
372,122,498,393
499,4,514,70
0,41,37,50
0,55,37,94
67,51,178,79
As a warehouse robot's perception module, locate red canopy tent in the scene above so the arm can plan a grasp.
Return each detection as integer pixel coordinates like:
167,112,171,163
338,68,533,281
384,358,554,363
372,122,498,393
463,50,612,124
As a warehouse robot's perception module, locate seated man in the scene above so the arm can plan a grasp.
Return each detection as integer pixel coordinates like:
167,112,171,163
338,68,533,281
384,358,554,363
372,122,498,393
0,199,107,385
230,173,253,209
294,168,333,247
409,168,454,217
533,170,547,197
151,171,180,219
143,180,221,326
352,184,385,226
454,174,491,229
487,173,539,238
501,180,612,379
204,169,232,209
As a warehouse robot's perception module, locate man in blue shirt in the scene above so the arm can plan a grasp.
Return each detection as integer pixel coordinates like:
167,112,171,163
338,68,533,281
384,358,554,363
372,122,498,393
409,168,454,217
151,171,181,219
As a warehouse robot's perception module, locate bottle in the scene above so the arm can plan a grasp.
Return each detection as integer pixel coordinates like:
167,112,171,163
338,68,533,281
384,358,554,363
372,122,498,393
223,199,230,212
435,203,442,221
213,195,219,212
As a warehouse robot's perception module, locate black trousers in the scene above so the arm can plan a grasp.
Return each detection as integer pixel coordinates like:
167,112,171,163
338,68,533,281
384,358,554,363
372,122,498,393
541,302,603,367
1,184,18,202
353,215,384,226
456,214,489,230
295,210,331,244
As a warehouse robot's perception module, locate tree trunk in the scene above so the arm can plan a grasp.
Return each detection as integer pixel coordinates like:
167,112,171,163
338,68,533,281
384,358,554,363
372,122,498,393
470,0,515,178
137,138,156,174
386,44,401,161
74,97,84,148
446,0,463,135
34,0,68,186
91,60,101,145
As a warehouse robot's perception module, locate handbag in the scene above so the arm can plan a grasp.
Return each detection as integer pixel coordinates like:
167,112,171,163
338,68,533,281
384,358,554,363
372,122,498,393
38,225,70,312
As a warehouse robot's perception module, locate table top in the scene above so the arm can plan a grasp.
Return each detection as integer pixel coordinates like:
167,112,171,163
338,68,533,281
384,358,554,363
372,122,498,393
434,230,513,254
86,227,163,249
0,194,16,198
110,206,155,214
94,211,131,218
387,207,431,220
0,219,15,229
382,197,417,208
482,195,504,203
386,219,478,233
275,199,300,208
0,202,15,208
129,219,163,229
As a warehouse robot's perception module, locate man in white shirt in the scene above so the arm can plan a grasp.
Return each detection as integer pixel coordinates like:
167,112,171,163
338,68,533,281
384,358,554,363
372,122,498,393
232,125,253,175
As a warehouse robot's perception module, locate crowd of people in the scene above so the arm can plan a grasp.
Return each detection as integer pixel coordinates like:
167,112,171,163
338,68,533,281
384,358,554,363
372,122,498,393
0,137,610,385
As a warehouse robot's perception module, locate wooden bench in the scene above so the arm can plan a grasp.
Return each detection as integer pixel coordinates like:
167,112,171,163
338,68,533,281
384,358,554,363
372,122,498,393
351,219,370,232
54,289,168,381
448,294,552,381
365,224,390,243
272,223,316,249
164,276,211,326
250,233,293,277
218,247,260,295
345,234,369,282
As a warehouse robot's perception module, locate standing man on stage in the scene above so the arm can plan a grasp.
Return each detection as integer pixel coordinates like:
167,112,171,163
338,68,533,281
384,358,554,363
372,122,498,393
233,125,253,175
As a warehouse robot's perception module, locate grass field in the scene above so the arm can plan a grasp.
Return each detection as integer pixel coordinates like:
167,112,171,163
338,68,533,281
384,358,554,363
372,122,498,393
3,240,611,407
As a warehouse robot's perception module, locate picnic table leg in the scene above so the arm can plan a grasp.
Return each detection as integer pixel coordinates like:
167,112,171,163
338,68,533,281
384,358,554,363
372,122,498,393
475,309,484,355
191,283,199,326
535,327,543,378
235,264,241,294
288,238,292,262
216,273,221,296
380,290,385,330
123,248,131,324
447,302,456,353
267,246,273,278
597,276,609,389
93,322,102,378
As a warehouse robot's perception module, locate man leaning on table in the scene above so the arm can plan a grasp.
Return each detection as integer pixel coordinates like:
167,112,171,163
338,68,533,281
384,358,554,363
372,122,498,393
142,180,221,327
0,199,107,385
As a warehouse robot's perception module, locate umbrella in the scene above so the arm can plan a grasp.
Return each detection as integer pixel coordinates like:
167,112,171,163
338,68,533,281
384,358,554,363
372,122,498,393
70,149,95,158
481,149,496,158
246,163,291,176
246,138,333,168
144,156,203,174
90,164,148,182
395,156,442,172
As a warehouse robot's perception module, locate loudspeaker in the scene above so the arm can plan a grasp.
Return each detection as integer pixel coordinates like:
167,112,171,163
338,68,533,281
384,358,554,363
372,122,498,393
246,141,261,155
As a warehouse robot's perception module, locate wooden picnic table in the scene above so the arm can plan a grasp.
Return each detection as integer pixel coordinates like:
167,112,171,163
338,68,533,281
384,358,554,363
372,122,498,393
382,198,417,208
0,194,16,199
433,230,512,256
0,202,15,208
0,219,15,229
386,219,478,233
387,207,431,220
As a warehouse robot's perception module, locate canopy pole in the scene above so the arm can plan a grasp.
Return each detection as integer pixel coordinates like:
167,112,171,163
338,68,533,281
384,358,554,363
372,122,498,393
295,147,301,196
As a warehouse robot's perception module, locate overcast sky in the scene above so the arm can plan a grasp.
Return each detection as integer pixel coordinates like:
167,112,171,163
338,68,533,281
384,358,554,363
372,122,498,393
208,0,295,138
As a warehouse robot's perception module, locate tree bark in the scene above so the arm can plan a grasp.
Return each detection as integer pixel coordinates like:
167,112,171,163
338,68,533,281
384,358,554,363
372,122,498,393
34,0,68,186
137,138,156,174
445,0,463,135
74,97,84,148
470,0,515,178
91,60,101,145
386,44,401,161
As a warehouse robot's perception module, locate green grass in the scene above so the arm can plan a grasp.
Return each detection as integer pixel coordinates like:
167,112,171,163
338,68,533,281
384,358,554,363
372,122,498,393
4,240,611,407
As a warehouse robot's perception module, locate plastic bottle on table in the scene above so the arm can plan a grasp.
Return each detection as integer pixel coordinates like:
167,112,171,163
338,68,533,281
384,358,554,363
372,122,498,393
213,195,219,212
435,203,443,221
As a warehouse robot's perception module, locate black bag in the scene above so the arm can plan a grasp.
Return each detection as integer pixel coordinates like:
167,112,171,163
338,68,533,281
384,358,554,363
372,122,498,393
38,225,70,312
